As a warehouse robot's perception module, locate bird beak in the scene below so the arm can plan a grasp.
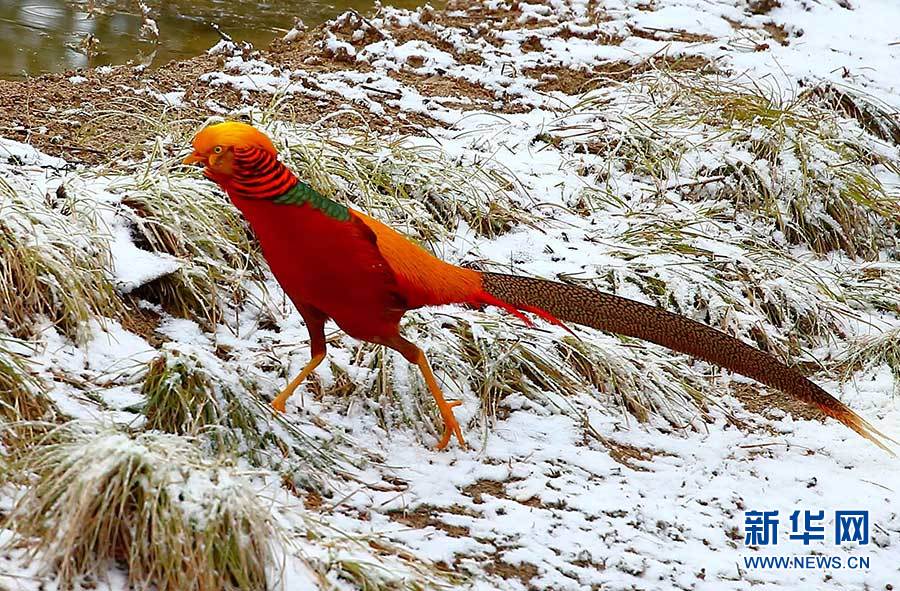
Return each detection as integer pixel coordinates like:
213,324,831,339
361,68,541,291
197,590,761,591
182,151,206,166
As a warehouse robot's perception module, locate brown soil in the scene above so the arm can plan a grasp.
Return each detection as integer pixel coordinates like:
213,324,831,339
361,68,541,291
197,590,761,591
388,504,475,537
763,22,789,46
0,0,721,168
749,0,781,15
388,483,551,586
0,32,434,166
527,54,714,94
485,557,539,586
629,26,717,44
601,438,669,471
119,298,166,347
525,66,604,95
388,69,499,110
390,21,486,66
729,382,826,422
461,479,508,503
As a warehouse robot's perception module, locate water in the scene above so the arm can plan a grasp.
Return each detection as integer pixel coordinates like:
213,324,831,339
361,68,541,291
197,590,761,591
0,0,429,80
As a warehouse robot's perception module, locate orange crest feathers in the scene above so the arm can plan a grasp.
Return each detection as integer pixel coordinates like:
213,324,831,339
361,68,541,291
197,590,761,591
190,121,279,156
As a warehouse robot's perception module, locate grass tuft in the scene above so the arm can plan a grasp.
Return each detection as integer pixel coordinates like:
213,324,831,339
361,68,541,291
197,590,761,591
808,84,900,146
142,344,259,448
0,336,56,467
833,327,900,390
279,125,536,242
0,180,122,342
3,424,276,591
562,71,900,259
0,336,50,423
140,343,367,490
117,172,263,326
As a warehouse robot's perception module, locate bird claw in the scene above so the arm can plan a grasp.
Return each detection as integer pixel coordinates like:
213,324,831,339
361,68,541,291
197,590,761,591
270,398,287,413
435,400,466,450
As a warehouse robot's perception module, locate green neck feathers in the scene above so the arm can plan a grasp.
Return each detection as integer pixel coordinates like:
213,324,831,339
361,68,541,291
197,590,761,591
273,181,351,222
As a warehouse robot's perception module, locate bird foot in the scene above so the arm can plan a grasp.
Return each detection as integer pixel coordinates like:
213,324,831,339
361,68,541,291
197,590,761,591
270,397,287,413
435,400,466,450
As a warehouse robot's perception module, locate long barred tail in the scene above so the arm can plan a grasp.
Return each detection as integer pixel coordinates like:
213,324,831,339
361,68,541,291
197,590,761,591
479,272,896,454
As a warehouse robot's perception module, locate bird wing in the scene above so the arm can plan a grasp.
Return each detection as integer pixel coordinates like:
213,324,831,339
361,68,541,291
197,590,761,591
350,211,482,310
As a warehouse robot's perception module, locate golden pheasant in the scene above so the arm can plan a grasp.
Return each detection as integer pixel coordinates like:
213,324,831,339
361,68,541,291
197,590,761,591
184,121,894,453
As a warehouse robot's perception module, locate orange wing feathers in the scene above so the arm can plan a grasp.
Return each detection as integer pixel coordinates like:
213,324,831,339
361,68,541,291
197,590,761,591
351,211,484,309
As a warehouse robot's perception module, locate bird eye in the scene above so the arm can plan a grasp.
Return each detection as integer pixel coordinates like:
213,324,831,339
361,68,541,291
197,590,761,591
213,146,223,154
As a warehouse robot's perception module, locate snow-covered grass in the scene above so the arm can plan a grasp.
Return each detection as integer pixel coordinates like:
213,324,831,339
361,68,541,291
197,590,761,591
113,167,264,326
561,72,900,259
0,175,123,343
141,343,266,447
139,342,365,490
835,327,900,391
280,124,536,242
0,336,48,424
1,0,899,589
4,424,276,590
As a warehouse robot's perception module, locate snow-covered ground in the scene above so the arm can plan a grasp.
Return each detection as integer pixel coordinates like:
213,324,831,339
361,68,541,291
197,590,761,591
1,0,899,589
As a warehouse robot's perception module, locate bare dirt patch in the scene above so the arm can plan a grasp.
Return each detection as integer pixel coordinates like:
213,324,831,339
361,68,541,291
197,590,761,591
601,439,665,471
484,555,539,586
763,22,789,46
388,504,475,538
526,54,715,94
525,66,603,95
119,299,166,347
390,23,486,66
629,26,717,44
462,479,508,504
388,69,497,109
729,382,826,422
749,0,782,15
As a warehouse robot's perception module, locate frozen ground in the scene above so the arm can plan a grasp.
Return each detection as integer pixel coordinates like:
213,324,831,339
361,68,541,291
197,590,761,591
1,0,898,589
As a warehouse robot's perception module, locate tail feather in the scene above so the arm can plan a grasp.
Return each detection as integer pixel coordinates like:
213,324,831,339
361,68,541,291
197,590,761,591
479,271,896,455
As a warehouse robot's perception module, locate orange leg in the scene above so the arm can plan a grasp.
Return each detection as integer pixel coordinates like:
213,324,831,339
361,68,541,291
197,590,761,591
380,334,466,450
272,307,327,413
271,353,325,412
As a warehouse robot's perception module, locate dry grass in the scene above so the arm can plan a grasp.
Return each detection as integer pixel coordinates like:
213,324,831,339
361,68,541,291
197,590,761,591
116,171,264,326
139,343,369,490
833,327,900,390
0,180,122,342
808,84,900,146
583,209,853,356
560,71,900,259
276,122,537,242
0,336,49,423
142,344,260,449
293,510,465,590
0,337,56,466
315,310,714,441
3,424,276,591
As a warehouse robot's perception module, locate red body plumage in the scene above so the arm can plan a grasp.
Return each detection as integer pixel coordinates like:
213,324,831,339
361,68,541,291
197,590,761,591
232,196,416,340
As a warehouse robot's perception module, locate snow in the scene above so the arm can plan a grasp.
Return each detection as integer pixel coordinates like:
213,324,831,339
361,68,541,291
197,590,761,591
108,224,182,293
145,89,186,108
2,0,900,589
629,5,734,39
0,136,67,168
